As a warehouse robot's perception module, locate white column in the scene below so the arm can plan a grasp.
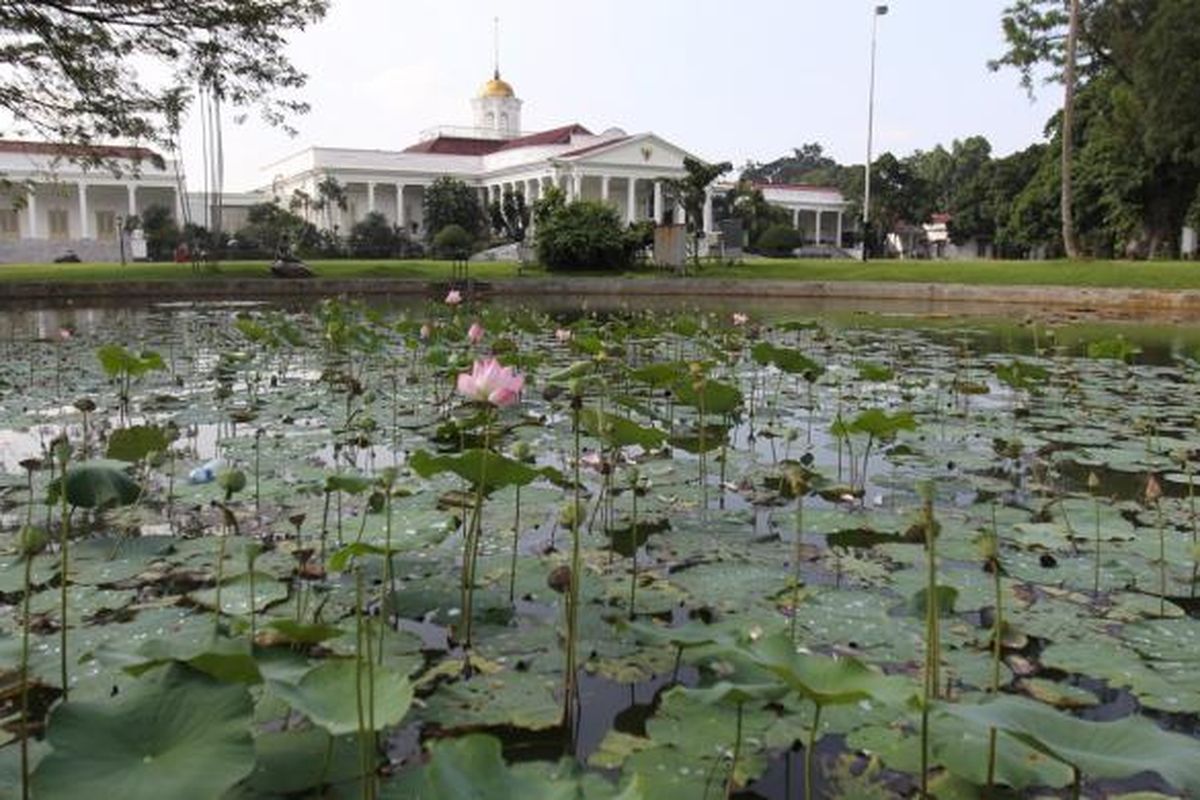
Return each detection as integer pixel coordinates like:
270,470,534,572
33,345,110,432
626,178,637,225
367,182,377,215
653,181,663,224
127,185,137,217
601,175,611,204
814,210,823,245
702,189,714,234
26,188,38,239
77,182,89,239
174,188,185,226
396,184,406,229
572,172,583,202
792,208,800,227
836,211,844,248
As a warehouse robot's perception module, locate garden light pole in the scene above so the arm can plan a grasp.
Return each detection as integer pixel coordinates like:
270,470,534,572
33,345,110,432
863,4,888,262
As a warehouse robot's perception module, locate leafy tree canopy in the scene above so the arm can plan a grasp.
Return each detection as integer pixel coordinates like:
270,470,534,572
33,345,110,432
0,1,328,169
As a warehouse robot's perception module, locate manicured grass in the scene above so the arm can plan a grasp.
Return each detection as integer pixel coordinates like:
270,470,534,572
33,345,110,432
1,257,1200,290
0,259,528,282
694,258,1200,289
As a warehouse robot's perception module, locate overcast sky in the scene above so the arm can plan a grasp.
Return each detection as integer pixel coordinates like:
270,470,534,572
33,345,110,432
178,0,1060,192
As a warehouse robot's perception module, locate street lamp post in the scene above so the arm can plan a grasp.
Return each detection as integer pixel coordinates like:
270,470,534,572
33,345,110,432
863,4,888,262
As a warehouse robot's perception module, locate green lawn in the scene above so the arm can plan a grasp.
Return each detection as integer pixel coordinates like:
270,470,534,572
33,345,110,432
1,257,1199,290
694,257,1200,289
0,259,527,282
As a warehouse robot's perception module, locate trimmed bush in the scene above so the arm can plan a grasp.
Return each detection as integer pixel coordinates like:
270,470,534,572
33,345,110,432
535,201,635,271
433,224,474,260
755,224,803,258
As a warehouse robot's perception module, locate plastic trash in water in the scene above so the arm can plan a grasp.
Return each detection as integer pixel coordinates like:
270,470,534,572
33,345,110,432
188,458,226,485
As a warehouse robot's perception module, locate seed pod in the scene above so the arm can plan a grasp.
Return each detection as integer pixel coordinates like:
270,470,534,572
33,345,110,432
547,565,572,595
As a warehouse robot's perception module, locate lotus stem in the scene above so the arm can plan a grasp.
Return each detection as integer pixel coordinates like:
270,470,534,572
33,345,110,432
20,548,33,800
58,444,70,701
564,398,583,732
806,702,823,800
1093,493,1102,596
508,485,521,605
1156,499,1167,618
214,533,228,639
460,412,492,650
725,702,744,800
791,495,804,643
629,485,638,620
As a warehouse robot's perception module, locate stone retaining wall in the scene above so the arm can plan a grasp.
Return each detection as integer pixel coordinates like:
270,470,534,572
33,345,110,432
2,275,1200,313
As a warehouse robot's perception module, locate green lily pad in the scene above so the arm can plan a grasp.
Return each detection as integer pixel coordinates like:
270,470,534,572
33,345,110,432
31,663,255,800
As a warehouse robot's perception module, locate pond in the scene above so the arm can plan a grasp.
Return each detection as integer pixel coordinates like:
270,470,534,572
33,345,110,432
3,294,1200,799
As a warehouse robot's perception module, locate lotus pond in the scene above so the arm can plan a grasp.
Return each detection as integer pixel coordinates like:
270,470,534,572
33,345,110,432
3,296,1200,799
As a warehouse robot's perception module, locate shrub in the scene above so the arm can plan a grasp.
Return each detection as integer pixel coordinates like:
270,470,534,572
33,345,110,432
433,224,474,260
755,223,803,258
535,201,635,271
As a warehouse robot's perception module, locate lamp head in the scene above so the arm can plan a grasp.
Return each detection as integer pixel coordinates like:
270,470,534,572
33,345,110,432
875,5,889,14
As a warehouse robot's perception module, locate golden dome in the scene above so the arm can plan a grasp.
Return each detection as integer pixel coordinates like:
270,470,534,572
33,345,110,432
480,75,515,98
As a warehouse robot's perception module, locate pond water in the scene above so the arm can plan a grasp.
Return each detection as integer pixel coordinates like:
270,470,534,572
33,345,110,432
3,294,1200,799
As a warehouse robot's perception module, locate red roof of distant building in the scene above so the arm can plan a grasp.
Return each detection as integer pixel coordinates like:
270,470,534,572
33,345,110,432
497,124,592,151
403,124,594,157
402,137,505,156
559,135,631,159
0,140,163,163
753,182,842,195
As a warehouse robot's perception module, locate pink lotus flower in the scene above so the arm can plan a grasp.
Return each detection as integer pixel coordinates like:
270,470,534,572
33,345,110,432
445,289,462,306
732,313,749,327
468,322,485,344
555,328,573,342
58,327,74,340
419,324,432,340
457,357,524,407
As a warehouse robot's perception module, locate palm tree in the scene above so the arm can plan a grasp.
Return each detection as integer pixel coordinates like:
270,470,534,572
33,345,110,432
313,176,348,232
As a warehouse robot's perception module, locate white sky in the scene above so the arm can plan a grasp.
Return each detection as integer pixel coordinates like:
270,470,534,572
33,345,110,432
177,0,1061,192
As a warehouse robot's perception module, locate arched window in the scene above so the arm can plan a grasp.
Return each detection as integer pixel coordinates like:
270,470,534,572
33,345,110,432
499,112,509,132
485,111,495,128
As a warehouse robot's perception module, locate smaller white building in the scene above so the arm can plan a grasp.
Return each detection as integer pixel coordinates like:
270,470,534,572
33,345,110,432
751,183,850,247
0,141,184,263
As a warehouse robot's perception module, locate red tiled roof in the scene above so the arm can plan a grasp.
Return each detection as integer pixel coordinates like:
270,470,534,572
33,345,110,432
402,137,505,156
753,182,842,194
401,124,594,157
496,124,592,151
0,139,163,163
558,136,631,159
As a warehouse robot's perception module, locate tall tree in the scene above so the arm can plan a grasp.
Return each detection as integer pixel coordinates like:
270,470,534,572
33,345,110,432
994,0,1200,257
0,2,328,168
423,176,486,241
1061,0,1082,258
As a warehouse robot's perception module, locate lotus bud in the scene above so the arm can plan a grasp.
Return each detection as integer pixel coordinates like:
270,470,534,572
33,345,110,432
1144,474,1163,505
218,469,248,500
975,530,999,562
512,441,534,463
627,466,641,488
1087,471,1101,493
18,525,48,557
559,500,582,528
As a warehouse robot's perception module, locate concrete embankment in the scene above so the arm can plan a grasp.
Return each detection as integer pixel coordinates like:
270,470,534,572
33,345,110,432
2,276,1200,314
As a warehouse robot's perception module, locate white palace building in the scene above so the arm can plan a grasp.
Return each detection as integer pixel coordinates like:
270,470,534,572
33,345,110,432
0,69,851,262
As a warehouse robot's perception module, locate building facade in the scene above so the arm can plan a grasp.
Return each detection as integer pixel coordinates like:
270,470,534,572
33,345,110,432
0,70,851,262
0,142,184,263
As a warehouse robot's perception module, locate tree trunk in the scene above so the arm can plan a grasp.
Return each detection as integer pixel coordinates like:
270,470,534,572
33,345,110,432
1061,0,1082,260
